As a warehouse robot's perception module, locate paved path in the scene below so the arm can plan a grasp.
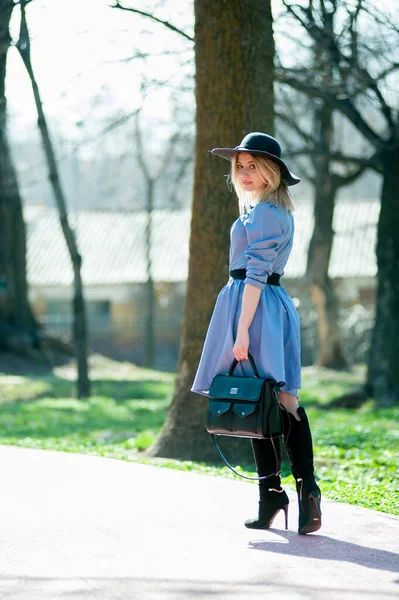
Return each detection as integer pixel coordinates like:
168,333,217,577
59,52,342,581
0,445,398,600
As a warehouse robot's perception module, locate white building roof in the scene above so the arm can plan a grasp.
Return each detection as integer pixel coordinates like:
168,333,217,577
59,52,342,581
25,200,379,287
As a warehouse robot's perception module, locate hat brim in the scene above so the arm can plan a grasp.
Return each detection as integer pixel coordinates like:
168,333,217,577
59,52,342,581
210,147,300,186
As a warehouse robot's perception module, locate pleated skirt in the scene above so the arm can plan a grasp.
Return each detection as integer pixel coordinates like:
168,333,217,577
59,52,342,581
191,278,302,397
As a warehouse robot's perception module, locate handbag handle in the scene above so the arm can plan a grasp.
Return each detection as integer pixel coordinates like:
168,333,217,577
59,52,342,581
210,433,281,481
210,379,282,481
228,351,259,377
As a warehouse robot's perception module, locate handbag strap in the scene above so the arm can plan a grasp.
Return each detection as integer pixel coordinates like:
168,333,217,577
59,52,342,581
210,433,281,481
228,351,259,377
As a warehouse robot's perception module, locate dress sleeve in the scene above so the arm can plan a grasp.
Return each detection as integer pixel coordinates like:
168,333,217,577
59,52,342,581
243,203,283,291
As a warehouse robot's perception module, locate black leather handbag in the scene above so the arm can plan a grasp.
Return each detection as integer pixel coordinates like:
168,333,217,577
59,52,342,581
206,353,283,479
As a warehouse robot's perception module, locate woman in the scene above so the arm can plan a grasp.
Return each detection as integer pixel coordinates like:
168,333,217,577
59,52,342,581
191,132,322,535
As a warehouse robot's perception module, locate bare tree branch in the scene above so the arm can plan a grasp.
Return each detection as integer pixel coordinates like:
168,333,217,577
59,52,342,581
277,71,384,149
355,66,396,133
361,0,399,34
114,49,189,64
276,110,315,147
347,0,362,67
281,1,397,137
278,131,315,182
16,0,90,397
112,2,194,42
155,130,180,180
333,163,368,188
167,155,192,208
286,147,382,173
376,63,399,81
134,108,150,181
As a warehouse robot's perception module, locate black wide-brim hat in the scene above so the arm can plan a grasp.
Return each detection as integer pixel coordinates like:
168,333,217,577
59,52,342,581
210,132,300,186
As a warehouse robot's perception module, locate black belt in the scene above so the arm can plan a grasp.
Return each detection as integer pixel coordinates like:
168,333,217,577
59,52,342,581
230,269,281,286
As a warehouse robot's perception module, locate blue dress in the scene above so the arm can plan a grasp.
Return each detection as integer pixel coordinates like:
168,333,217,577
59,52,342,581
191,201,301,397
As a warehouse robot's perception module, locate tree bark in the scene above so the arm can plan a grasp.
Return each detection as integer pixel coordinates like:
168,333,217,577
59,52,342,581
306,102,348,369
0,0,38,350
366,147,399,403
149,0,274,461
17,2,90,397
144,179,155,368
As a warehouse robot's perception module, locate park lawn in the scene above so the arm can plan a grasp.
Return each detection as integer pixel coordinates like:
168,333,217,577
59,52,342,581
0,356,397,516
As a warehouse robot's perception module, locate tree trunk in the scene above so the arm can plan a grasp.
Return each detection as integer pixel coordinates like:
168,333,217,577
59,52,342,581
17,2,90,397
149,0,274,461
306,102,348,369
366,147,399,403
0,0,38,351
144,179,155,367
277,0,398,401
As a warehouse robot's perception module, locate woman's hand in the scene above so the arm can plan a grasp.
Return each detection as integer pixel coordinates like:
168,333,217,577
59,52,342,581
233,325,249,361
233,283,260,361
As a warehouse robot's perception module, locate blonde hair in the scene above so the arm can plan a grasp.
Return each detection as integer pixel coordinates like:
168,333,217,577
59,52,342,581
228,153,295,216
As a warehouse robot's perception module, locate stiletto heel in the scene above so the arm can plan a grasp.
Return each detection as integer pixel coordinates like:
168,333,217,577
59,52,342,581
283,504,289,530
297,479,322,535
245,488,290,530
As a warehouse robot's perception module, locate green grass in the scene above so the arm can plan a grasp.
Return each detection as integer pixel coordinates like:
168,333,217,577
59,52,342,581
0,357,397,516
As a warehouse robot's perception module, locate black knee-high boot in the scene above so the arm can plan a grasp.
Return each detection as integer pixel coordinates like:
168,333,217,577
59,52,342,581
244,436,289,530
282,406,322,534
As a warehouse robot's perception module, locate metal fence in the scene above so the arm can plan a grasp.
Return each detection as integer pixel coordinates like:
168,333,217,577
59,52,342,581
38,300,375,372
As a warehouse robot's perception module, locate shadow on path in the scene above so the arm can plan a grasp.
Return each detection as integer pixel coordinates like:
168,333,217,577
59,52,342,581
0,575,398,599
248,530,399,574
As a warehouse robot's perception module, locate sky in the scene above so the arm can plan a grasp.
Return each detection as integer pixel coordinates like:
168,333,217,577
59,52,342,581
6,0,397,206
7,0,194,141
7,0,397,139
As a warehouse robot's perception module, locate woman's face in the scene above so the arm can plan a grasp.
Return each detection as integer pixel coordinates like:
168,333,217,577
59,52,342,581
236,152,266,194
